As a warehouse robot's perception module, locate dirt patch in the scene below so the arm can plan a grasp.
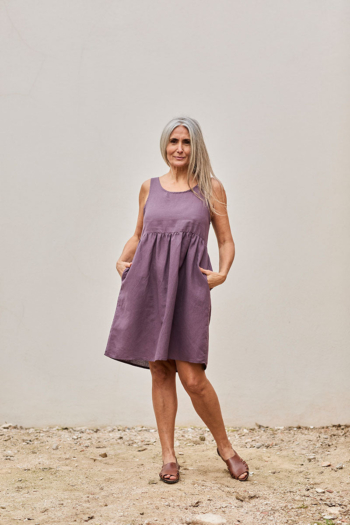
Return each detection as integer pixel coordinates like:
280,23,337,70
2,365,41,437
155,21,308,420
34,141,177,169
0,423,349,524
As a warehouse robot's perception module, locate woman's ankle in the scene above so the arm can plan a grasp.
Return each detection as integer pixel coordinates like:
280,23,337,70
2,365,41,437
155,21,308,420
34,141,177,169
162,448,176,462
217,441,235,457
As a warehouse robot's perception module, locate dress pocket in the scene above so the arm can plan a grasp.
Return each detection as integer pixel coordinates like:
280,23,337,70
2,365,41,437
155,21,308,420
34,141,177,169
121,267,130,282
197,265,211,323
198,265,210,290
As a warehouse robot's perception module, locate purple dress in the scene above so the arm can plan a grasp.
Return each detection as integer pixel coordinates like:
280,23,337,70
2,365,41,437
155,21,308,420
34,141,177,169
104,176,213,371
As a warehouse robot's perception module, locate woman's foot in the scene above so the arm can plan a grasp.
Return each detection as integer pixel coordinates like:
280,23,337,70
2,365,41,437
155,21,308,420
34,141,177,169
159,453,180,484
160,452,178,482
217,443,249,481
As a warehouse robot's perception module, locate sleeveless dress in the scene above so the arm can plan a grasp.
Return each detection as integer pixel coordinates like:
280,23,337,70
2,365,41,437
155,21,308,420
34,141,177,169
104,176,213,372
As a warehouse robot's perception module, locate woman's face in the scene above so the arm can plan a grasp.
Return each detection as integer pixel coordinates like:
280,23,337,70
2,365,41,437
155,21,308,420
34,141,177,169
166,126,191,170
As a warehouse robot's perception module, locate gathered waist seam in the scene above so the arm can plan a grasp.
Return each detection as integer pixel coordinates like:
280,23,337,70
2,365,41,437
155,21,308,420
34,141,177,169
142,230,206,243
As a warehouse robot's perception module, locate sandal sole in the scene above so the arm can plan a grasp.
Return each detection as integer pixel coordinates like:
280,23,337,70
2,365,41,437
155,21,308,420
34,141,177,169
159,476,180,484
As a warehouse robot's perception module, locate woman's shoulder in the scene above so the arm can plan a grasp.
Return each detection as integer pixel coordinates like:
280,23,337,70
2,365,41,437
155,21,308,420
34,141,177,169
139,178,152,193
138,178,152,206
210,177,226,197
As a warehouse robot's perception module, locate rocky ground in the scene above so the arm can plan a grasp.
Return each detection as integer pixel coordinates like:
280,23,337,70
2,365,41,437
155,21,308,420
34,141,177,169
0,422,349,525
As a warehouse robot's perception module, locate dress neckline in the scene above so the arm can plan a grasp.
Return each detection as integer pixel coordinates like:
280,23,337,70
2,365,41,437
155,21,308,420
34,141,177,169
158,177,198,194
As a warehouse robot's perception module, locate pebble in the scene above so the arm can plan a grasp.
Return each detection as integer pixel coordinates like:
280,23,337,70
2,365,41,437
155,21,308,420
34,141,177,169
99,453,107,458
315,488,325,493
322,462,331,467
187,513,227,524
52,444,59,450
255,443,263,448
336,463,344,469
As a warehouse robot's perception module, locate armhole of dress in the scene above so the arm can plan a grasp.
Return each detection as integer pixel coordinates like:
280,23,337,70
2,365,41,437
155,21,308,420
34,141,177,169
143,177,153,216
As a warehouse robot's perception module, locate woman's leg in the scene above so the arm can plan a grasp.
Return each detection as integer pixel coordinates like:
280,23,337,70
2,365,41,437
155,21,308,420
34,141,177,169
176,360,248,480
149,359,178,481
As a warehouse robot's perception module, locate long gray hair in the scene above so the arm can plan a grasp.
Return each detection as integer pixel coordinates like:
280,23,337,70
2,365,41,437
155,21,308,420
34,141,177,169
160,116,227,218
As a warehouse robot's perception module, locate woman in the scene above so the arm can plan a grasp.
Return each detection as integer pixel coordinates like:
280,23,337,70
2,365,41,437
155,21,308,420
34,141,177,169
104,117,249,483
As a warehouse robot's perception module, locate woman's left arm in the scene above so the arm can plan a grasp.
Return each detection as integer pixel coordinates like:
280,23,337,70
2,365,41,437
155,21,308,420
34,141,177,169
199,179,235,290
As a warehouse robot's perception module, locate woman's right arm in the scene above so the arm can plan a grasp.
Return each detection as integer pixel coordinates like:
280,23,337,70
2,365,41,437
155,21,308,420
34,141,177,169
116,178,151,277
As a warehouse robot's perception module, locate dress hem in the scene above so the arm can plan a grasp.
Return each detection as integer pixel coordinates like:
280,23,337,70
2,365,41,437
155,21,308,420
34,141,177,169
104,354,207,372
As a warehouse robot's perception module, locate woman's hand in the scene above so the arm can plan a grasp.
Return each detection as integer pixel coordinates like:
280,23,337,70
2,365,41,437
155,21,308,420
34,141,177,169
199,267,226,290
116,260,133,278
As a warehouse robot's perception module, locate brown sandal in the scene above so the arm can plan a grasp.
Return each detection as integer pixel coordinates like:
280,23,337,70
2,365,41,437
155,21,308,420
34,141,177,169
159,457,180,484
217,448,249,481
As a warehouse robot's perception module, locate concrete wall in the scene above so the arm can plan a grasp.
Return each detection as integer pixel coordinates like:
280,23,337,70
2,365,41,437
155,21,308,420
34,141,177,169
1,0,349,428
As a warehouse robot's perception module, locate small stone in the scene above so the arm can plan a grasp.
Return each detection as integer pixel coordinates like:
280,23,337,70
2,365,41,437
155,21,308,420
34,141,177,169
322,462,331,467
336,463,343,469
323,515,336,520
137,448,147,452
235,493,246,502
52,444,59,450
199,435,206,441
315,488,325,493
255,443,263,448
99,452,107,458
189,513,227,524
326,489,334,493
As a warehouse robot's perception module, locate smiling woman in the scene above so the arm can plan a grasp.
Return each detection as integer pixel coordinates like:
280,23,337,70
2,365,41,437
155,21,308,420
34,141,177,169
104,116,249,484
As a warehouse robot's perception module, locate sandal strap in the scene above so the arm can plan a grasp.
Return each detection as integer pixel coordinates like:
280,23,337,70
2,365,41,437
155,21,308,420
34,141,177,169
159,461,180,479
225,454,249,479
217,448,249,480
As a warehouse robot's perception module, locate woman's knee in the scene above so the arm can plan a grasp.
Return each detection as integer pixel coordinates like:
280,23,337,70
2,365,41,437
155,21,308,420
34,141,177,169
149,360,176,385
181,374,207,397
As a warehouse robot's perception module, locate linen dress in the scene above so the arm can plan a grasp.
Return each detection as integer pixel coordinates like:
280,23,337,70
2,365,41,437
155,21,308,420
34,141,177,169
104,176,213,371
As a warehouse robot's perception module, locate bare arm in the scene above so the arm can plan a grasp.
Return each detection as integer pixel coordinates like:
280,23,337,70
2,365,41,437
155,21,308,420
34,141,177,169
116,179,151,277
199,179,235,289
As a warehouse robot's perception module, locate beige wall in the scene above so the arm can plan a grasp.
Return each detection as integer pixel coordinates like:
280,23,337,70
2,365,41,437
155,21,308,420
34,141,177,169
1,1,349,428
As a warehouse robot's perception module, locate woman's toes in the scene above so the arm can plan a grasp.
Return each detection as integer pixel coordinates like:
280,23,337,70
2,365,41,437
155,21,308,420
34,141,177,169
239,472,248,480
